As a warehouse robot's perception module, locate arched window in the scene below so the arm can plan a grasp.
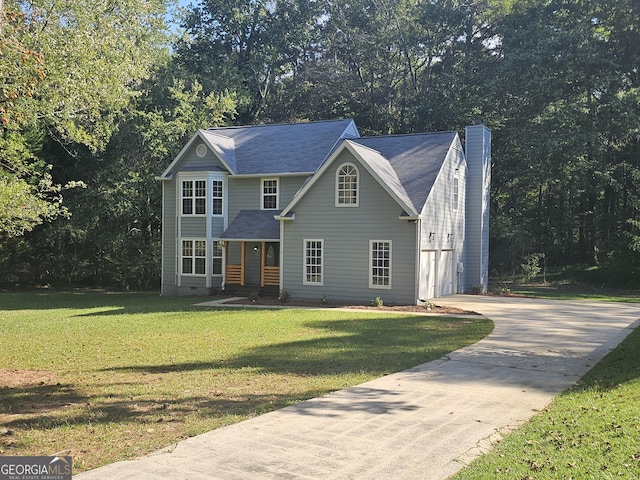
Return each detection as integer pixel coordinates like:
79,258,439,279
336,163,359,206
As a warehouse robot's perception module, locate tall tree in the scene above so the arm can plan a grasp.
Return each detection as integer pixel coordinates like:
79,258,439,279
177,0,324,123
489,0,640,282
0,0,169,239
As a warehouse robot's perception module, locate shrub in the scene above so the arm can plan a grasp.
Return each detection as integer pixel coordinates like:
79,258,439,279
370,296,384,307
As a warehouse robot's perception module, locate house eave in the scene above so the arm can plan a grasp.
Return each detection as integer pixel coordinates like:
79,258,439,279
274,213,295,221
222,238,281,243
231,172,314,178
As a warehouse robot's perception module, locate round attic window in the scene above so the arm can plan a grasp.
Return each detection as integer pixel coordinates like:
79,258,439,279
196,143,207,157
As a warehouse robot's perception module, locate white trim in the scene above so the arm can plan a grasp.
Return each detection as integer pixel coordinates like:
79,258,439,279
280,140,417,219
179,174,207,216
335,162,359,207
196,143,207,157
453,176,459,212
261,177,279,210
369,240,392,289
212,178,225,216
180,238,208,276
159,130,236,179
303,239,324,286
211,240,224,277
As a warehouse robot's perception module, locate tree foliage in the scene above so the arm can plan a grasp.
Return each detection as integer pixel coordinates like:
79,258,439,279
0,0,168,238
1,0,638,288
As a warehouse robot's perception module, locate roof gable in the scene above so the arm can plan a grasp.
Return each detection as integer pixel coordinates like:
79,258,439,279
350,131,458,210
158,130,236,179
161,119,359,179
280,131,458,217
208,119,358,175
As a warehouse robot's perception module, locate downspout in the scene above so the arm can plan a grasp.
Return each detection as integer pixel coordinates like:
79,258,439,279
278,219,284,295
160,180,166,295
415,218,421,304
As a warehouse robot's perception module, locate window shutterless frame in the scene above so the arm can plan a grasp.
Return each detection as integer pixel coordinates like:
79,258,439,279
261,178,279,210
336,163,359,207
181,179,206,215
369,240,392,289
303,239,323,285
181,239,207,275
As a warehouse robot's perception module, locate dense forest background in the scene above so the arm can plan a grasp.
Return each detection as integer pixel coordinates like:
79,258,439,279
1,0,638,290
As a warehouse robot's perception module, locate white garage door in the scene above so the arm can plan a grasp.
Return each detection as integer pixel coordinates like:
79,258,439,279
420,250,437,300
439,250,454,296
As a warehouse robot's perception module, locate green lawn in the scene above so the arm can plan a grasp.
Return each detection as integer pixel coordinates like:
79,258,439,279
0,290,492,473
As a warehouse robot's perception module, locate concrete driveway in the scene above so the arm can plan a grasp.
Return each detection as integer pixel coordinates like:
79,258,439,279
76,295,640,480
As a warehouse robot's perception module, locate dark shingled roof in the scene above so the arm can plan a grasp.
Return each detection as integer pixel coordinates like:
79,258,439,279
350,131,456,211
206,119,357,175
220,210,280,241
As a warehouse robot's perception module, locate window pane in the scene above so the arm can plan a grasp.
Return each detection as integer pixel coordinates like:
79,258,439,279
182,258,192,274
212,241,223,275
212,199,222,215
195,258,206,275
195,198,206,215
212,181,223,215
195,241,207,256
263,196,277,209
453,177,459,211
182,199,192,215
182,181,193,197
371,241,391,288
337,164,358,205
195,180,206,197
305,240,322,284
262,179,277,209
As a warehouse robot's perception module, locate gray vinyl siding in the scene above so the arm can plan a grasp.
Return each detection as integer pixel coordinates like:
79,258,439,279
211,217,225,237
418,141,466,297
463,125,491,292
161,180,178,295
180,142,226,171
228,175,308,221
228,178,259,219
180,217,207,237
282,150,417,305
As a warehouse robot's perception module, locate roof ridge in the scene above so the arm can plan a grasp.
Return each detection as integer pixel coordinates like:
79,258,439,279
206,118,353,131
358,130,456,140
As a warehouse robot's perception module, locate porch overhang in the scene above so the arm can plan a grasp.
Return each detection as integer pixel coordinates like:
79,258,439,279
220,210,281,241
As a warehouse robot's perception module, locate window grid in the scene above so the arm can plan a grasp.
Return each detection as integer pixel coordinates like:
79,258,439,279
337,164,358,206
212,180,223,215
370,241,391,288
182,240,207,275
304,240,323,285
212,240,223,275
182,180,206,215
262,179,278,210
453,177,459,211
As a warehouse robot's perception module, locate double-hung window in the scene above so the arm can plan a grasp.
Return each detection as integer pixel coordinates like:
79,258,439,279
370,240,391,288
212,180,223,215
182,180,206,215
336,163,359,206
262,178,278,210
182,240,207,275
212,241,223,275
453,177,459,211
303,239,323,285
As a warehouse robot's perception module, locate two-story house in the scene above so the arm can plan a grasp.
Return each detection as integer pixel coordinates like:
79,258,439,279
158,119,490,304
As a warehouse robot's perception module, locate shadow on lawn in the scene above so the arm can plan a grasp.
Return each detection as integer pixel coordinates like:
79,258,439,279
101,316,492,377
0,290,199,312
0,316,490,441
